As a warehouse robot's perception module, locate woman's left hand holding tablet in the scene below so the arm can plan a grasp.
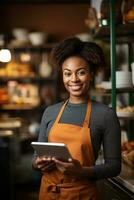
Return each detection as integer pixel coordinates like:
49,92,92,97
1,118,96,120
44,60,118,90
34,156,56,173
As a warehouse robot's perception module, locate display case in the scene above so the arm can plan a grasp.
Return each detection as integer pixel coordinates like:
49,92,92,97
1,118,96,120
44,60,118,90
92,0,134,198
93,2,134,130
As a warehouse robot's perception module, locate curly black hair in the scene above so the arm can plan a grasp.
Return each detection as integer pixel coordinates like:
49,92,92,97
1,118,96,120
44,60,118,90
50,37,106,75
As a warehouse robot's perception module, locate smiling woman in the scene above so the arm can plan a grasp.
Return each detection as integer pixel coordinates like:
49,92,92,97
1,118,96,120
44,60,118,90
51,37,105,103
32,37,121,200
62,56,90,103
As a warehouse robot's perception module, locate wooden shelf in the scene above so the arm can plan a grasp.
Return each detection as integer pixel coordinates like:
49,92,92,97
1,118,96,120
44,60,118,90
0,103,48,111
0,76,57,83
8,43,57,52
117,115,134,120
90,89,111,96
0,104,40,110
93,87,134,94
20,133,37,141
94,23,134,43
116,87,134,93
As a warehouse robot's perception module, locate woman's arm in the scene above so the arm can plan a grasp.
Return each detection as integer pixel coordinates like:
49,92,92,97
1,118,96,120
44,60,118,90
32,108,56,172
92,108,121,179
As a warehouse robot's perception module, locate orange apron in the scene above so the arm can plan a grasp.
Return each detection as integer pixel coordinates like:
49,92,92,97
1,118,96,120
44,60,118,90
39,100,98,200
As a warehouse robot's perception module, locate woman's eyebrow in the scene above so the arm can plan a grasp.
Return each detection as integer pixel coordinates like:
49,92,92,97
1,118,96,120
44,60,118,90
63,69,71,71
76,67,89,72
77,67,88,70
63,67,88,71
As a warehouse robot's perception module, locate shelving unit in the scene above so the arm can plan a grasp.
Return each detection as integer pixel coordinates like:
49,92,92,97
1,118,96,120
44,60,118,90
94,2,134,116
0,44,59,140
0,45,61,195
94,1,134,199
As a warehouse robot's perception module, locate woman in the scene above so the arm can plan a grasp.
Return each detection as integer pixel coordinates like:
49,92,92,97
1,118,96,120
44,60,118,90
32,37,121,200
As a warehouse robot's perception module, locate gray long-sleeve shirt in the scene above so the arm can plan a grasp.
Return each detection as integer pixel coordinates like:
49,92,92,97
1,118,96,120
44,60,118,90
38,100,121,180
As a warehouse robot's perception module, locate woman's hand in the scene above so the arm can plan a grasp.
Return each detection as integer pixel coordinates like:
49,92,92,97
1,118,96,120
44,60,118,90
52,158,85,177
52,158,94,179
33,156,56,173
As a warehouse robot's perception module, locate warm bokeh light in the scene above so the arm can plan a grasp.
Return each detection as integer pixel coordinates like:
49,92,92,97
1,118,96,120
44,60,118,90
0,49,11,62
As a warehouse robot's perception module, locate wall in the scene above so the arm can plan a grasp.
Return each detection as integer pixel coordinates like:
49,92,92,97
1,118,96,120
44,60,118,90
0,4,89,41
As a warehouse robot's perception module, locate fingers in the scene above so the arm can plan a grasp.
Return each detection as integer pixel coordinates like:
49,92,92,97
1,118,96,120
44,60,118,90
52,157,73,173
35,156,56,173
40,161,56,173
37,160,51,169
35,156,75,174
36,156,53,165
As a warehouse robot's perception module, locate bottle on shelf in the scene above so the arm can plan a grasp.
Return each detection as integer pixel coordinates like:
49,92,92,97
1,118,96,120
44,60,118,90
100,0,122,26
39,53,52,78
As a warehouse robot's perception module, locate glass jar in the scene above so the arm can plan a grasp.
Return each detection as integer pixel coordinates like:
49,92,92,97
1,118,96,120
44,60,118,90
90,0,123,27
100,0,122,26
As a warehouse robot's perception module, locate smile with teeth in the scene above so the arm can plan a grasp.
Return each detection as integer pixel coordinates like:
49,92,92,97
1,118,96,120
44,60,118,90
69,85,82,90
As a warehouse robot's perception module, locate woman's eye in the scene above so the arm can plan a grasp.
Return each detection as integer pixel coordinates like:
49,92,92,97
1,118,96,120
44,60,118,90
77,70,86,76
64,72,71,77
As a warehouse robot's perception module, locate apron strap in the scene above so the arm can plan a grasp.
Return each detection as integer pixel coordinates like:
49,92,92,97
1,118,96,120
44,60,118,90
55,100,68,124
83,99,91,127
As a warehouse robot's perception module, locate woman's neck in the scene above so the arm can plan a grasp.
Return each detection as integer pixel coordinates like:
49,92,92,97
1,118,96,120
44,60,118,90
69,95,89,104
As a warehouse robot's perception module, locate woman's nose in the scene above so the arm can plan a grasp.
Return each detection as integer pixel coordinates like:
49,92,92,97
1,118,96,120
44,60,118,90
71,73,79,82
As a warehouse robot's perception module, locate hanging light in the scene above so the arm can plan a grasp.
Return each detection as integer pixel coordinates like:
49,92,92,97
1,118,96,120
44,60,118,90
0,48,11,62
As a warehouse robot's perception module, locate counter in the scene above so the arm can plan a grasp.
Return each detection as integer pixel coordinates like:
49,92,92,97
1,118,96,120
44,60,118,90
112,163,134,194
97,157,134,199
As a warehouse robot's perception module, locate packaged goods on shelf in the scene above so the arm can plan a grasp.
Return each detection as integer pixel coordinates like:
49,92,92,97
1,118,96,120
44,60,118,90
122,140,134,168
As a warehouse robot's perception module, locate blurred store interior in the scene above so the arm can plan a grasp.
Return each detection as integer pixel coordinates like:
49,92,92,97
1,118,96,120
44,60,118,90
0,0,134,200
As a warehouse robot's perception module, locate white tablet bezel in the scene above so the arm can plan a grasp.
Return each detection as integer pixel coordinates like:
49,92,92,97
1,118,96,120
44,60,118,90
31,142,72,160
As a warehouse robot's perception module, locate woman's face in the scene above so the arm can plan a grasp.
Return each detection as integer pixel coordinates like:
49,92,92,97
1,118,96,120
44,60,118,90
62,56,91,101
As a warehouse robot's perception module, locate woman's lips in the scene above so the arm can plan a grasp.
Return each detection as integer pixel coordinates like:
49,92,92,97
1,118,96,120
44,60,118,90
69,85,82,90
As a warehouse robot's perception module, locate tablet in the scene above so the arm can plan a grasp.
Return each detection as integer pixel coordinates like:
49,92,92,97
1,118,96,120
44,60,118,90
31,142,72,160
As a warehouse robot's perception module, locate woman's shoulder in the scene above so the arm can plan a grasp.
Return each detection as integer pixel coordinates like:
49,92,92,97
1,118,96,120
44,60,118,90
41,101,64,122
91,100,118,122
92,100,115,114
91,100,119,130
43,101,64,117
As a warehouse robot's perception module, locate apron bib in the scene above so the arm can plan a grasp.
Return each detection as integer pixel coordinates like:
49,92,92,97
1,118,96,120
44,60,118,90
39,100,98,200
